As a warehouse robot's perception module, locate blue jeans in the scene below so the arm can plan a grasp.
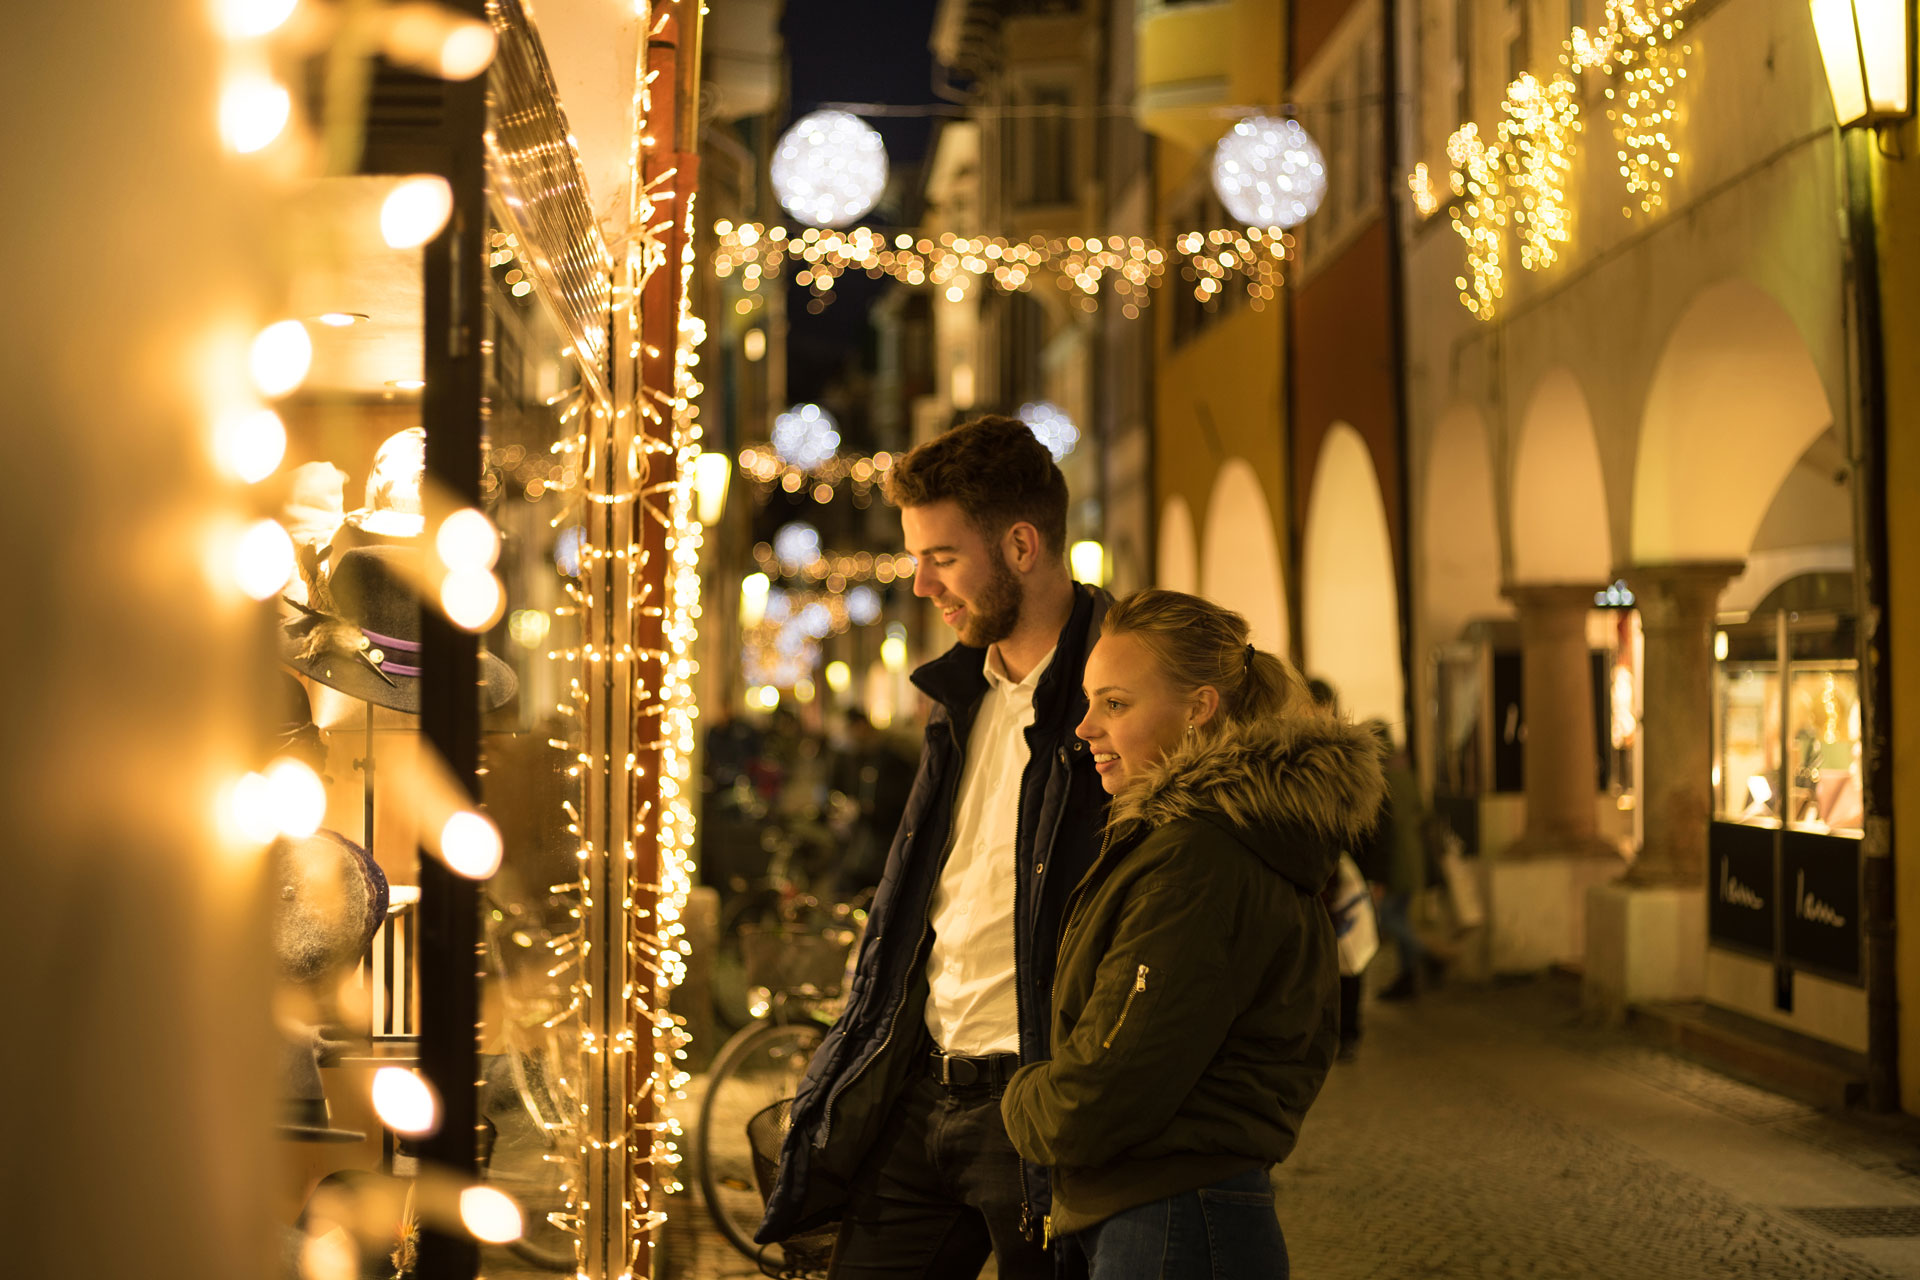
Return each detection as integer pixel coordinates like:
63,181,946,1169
1062,1168,1288,1280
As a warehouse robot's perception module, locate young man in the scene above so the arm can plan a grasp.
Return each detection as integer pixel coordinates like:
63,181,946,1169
757,416,1112,1278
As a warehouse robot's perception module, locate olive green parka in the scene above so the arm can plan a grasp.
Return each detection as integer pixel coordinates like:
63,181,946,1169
1000,715,1386,1239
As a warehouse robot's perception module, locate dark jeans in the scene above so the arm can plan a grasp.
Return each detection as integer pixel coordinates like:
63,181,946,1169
1377,890,1429,972
1338,972,1363,1045
1059,1168,1288,1280
829,1067,1051,1279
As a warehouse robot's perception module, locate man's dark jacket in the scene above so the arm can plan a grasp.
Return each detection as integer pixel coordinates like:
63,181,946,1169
757,583,1112,1244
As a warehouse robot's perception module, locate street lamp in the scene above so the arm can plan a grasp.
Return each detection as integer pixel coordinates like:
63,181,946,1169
1810,0,1910,125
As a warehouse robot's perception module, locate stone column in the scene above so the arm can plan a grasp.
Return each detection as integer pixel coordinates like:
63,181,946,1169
1625,562,1744,886
1506,584,1616,859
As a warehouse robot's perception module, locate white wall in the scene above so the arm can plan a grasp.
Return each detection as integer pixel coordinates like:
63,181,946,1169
1199,459,1290,652
1303,425,1406,727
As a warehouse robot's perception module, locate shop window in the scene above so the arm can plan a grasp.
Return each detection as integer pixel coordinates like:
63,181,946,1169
1507,0,1532,84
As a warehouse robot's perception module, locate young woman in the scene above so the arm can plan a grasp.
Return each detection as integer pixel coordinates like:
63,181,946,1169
1000,589,1386,1278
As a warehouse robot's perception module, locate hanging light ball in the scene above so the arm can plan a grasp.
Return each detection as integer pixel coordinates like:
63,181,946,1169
772,403,842,470
1211,115,1327,230
771,109,889,227
798,601,835,639
1017,401,1079,461
846,584,882,626
773,522,822,572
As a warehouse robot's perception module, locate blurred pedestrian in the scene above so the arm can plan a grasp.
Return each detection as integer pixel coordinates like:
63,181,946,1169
827,707,917,897
1001,589,1385,1279
1308,677,1373,1062
758,415,1113,1279
1366,720,1441,1001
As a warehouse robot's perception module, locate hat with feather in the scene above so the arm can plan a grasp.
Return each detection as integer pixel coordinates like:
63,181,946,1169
281,544,517,713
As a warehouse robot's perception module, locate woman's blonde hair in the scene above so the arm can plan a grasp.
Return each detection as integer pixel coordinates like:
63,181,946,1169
1101,588,1311,729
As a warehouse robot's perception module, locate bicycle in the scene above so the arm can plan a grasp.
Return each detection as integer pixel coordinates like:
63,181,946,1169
696,908,862,1276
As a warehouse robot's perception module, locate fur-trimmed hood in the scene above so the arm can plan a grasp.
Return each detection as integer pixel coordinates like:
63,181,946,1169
1106,715,1387,892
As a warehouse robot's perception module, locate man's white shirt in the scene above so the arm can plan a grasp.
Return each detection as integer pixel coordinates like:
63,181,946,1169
921,643,1056,1055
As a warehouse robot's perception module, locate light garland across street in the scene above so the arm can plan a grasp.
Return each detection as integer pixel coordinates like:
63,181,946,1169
710,220,1295,316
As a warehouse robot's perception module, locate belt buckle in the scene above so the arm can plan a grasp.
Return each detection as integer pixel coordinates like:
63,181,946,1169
940,1053,954,1086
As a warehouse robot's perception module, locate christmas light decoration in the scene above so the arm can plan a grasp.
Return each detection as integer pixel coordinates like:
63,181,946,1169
1210,114,1328,230
771,402,841,469
772,521,823,571
1017,400,1079,460
751,540,917,586
770,109,889,227
1422,0,1694,319
711,221,1292,315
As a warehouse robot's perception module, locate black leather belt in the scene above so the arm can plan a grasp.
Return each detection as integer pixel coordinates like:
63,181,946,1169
927,1049,1021,1089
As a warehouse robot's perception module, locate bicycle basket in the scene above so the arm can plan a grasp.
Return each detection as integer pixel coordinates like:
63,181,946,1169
748,1098,836,1273
739,925,855,1000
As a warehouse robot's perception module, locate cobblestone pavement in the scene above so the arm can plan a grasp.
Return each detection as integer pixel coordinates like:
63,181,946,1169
1276,979,1920,1280
659,978,1920,1279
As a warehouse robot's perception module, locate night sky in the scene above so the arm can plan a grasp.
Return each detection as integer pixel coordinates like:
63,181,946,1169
779,0,939,412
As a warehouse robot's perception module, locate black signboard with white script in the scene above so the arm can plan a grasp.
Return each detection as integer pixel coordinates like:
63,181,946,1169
1781,830,1862,984
1708,821,1774,959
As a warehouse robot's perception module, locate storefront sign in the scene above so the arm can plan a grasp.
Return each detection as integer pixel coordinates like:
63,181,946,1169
1781,831,1862,982
1708,821,1774,958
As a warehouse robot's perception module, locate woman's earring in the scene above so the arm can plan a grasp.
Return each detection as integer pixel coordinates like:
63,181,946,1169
1185,722,1196,740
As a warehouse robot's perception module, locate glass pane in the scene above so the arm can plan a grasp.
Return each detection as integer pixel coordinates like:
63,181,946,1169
1713,629,1779,826
475,205,592,1268
1784,663,1862,834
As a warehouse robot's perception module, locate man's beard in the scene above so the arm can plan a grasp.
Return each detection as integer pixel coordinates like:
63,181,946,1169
955,548,1023,648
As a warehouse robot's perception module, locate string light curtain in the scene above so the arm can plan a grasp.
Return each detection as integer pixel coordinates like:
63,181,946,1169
1412,0,1694,319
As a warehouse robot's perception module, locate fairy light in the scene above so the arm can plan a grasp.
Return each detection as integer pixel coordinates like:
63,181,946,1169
1420,0,1693,319
381,176,455,249
218,70,291,154
370,1066,439,1136
458,1186,524,1243
751,540,917,585
233,517,296,599
439,809,503,879
710,220,1290,314
211,406,287,483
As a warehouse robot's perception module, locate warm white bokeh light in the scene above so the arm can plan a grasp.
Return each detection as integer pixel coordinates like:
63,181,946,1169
436,508,501,572
1069,539,1107,586
264,756,327,838
435,21,498,78
212,407,287,484
694,451,732,525
380,176,455,249
250,320,312,397
880,635,908,672
217,0,299,38
440,568,504,631
1211,115,1327,230
824,660,852,694
440,810,503,879
233,518,296,600
219,73,291,154
458,1186,524,1244
740,572,771,628
370,1067,438,1136
228,771,281,846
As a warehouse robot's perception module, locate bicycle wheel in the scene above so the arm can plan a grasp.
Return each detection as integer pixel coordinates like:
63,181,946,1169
696,1018,828,1270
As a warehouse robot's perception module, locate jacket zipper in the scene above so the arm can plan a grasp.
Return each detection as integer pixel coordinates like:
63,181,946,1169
1101,964,1150,1049
816,722,964,1151
1011,725,1040,1241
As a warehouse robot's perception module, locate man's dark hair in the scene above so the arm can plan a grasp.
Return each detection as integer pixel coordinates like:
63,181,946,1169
883,414,1069,555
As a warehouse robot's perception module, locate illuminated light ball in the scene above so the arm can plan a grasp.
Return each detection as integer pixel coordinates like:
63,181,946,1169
794,678,817,705
234,518,296,600
381,175,455,249
770,109,889,227
1211,115,1327,230
774,621,810,657
458,1186,524,1244
764,587,793,624
798,601,834,639
264,756,328,838
220,72,291,154
846,584,881,626
441,810,504,879
217,0,299,39
213,407,287,483
250,320,312,397
441,567,504,631
371,1067,438,1136
771,403,841,470
300,1228,358,1280
1016,401,1079,460
772,522,822,572
437,507,501,572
